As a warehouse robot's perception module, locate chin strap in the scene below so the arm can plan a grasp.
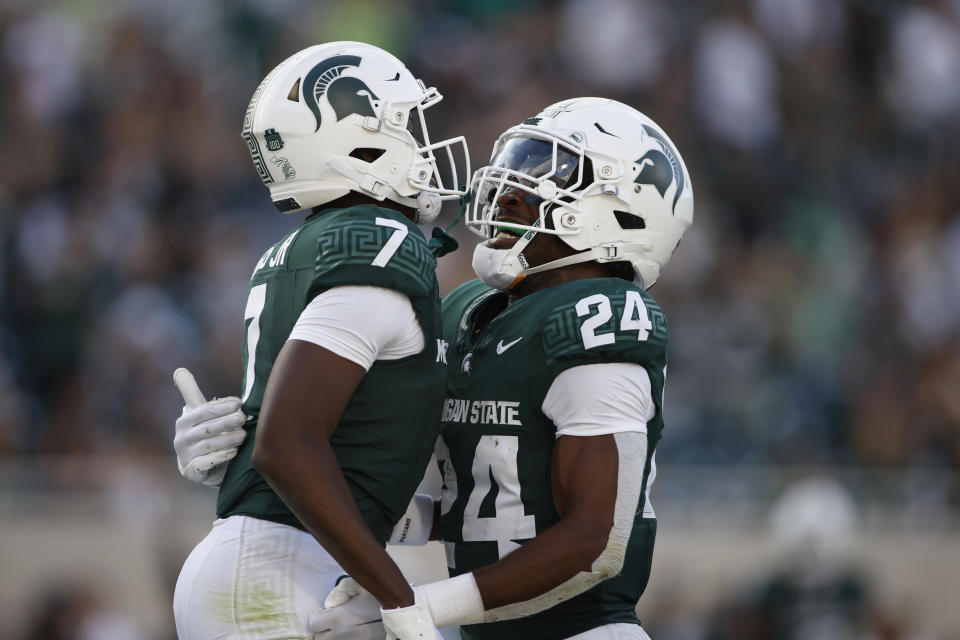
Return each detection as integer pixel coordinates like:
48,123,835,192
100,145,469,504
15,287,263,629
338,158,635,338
472,217,546,290
521,248,603,275
522,241,654,276
325,157,444,224
325,157,389,200
474,237,654,291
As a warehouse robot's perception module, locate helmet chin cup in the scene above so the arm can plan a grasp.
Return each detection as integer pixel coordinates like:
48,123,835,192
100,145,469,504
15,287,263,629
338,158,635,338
472,243,524,290
414,192,442,224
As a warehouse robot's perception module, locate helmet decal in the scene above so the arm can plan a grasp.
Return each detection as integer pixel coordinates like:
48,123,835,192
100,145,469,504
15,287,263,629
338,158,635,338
270,155,296,180
636,148,674,199
242,74,275,185
638,124,684,214
264,128,284,151
303,55,379,131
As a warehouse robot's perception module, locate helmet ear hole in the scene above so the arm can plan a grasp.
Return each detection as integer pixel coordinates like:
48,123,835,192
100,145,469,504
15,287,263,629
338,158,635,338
348,148,387,163
570,156,595,190
613,210,645,230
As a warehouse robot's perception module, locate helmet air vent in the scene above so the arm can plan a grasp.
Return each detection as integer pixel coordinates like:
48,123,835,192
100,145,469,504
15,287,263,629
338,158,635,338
613,210,645,230
287,79,301,102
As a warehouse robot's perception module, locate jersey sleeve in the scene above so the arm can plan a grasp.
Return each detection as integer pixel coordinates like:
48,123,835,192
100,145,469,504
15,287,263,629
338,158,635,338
287,285,424,370
542,363,655,437
307,206,437,302
541,284,669,377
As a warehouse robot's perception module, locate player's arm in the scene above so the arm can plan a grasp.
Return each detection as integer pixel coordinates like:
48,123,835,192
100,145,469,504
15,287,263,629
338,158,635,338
252,285,422,610
253,340,414,608
407,362,654,627
471,430,646,612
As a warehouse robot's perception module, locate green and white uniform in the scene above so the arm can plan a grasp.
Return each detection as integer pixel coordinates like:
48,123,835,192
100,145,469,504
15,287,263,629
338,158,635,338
438,278,668,640
217,204,446,544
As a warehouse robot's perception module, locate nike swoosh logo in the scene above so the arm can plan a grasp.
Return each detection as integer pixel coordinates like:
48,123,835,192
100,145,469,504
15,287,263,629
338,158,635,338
496,337,522,354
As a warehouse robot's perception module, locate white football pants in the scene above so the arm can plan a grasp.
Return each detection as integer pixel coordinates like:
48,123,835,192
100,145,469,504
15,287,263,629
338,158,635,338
173,515,382,640
564,623,652,639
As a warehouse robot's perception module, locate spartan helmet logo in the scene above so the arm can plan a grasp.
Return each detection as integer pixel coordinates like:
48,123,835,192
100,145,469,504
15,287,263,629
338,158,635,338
303,55,380,131
635,124,685,214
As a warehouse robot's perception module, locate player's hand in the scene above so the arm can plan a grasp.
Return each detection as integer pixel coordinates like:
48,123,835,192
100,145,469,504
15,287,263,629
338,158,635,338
307,577,383,639
380,593,444,640
173,367,247,487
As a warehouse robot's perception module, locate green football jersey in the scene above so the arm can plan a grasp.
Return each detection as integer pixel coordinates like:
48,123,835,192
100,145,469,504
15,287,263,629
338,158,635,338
216,204,446,545
438,278,667,640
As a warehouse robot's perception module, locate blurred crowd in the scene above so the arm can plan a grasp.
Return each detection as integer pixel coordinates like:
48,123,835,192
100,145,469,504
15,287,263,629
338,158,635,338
1,0,959,486
645,476,937,640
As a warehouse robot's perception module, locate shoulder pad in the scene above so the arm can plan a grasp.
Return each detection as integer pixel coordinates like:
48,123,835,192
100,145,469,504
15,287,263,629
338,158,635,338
310,206,436,299
541,279,667,372
442,279,494,316
441,279,497,343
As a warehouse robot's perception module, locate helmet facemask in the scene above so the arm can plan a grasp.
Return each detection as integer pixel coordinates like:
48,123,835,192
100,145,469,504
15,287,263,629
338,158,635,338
468,127,594,241
366,84,470,207
468,126,642,288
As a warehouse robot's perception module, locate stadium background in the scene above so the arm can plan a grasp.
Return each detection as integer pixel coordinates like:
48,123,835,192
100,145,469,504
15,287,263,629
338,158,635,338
1,0,959,638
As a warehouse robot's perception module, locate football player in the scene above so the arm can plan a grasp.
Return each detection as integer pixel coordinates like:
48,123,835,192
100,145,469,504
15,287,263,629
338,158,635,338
411,98,693,639
171,42,468,640
177,98,694,640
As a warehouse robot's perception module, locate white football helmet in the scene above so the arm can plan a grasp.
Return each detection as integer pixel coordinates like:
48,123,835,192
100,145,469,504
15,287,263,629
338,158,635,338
468,98,693,288
241,42,469,223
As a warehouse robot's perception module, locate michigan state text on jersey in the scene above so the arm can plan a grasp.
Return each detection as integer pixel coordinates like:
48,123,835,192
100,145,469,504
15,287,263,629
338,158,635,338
438,277,667,640
217,204,446,543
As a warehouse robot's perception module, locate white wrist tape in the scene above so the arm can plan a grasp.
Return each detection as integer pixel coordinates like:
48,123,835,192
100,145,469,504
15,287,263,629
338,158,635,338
388,493,435,546
416,573,485,627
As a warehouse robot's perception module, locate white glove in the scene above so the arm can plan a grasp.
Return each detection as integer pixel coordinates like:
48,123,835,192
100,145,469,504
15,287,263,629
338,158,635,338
380,594,444,640
173,367,247,487
307,577,383,639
